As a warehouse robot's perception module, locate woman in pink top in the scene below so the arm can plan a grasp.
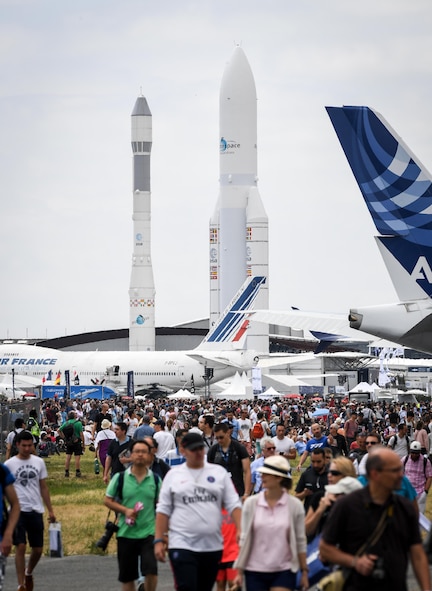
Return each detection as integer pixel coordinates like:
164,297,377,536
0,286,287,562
234,455,308,591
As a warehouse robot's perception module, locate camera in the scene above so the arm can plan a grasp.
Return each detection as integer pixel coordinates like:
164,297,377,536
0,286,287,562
95,520,119,551
371,557,386,580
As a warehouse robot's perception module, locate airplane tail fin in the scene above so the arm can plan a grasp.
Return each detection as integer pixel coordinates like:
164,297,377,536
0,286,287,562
327,106,432,301
198,276,266,350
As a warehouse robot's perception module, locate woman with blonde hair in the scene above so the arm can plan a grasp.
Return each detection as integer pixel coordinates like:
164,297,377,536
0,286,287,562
305,456,356,537
234,455,308,591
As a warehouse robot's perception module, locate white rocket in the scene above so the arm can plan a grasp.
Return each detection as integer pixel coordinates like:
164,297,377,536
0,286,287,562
210,46,269,353
129,96,156,351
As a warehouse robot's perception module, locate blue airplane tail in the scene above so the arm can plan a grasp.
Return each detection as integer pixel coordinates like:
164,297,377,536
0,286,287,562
327,106,432,300
199,276,266,349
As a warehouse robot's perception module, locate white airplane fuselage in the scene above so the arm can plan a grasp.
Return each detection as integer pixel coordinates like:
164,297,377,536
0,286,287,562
0,345,254,390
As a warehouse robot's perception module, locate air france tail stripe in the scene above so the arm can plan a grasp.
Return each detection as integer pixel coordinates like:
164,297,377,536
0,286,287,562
232,319,250,342
207,276,265,342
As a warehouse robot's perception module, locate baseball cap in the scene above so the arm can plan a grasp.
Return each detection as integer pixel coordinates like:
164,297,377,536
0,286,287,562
181,432,205,451
410,441,422,452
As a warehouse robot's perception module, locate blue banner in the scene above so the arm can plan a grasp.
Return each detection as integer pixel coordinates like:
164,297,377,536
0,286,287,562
127,371,134,398
42,385,116,400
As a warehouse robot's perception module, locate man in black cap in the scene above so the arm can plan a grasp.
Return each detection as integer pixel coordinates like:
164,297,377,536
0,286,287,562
154,432,242,591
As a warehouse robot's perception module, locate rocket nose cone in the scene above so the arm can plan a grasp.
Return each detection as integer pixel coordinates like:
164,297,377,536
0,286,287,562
132,96,152,117
220,46,256,99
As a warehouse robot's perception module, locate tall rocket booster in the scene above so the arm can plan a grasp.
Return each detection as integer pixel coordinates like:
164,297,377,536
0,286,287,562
210,47,269,353
129,95,156,351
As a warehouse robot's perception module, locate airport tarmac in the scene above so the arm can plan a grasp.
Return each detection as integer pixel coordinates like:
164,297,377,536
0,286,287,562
2,554,175,591
0,553,428,591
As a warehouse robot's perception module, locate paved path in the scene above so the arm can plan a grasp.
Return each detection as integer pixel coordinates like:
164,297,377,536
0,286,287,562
1,554,429,591
2,554,175,591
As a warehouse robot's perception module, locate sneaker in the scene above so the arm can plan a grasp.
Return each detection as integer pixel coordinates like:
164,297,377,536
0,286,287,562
75,470,81,478
25,572,34,591
65,470,69,478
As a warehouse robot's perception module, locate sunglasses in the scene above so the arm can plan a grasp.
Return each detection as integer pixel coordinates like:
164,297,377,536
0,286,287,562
366,441,379,445
265,446,276,451
328,470,342,476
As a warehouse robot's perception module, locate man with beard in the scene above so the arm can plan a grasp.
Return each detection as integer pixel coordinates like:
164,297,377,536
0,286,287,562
295,448,328,512
320,447,430,591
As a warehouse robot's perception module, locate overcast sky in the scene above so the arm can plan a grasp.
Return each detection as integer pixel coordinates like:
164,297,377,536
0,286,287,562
2,0,432,339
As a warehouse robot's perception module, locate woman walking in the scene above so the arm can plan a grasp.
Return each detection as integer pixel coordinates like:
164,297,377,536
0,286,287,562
234,455,308,591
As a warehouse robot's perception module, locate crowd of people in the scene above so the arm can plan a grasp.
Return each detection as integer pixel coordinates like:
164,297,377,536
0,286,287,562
1,393,432,591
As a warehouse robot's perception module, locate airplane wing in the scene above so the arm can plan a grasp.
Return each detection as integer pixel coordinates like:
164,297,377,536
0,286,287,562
249,309,376,342
186,351,251,369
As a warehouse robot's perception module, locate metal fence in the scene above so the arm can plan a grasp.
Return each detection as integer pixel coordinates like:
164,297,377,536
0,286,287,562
0,399,41,459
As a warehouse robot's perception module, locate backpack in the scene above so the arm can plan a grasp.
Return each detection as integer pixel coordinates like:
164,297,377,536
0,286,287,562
403,454,428,477
252,422,265,440
390,434,410,454
62,421,77,443
116,469,160,510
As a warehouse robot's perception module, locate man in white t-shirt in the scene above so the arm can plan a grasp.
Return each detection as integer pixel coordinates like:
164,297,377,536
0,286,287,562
272,424,296,460
5,430,56,591
237,409,253,456
154,432,241,591
153,420,175,459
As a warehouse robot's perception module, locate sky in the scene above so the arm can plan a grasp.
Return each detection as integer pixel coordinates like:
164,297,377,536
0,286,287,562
2,0,432,340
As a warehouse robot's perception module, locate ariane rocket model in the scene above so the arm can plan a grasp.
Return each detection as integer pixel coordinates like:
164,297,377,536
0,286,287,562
129,95,156,351
210,46,269,354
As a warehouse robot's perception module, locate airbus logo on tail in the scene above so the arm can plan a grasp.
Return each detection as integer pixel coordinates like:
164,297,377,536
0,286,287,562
411,256,432,283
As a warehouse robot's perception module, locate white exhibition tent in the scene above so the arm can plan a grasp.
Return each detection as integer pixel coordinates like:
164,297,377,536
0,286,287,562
214,372,253,400
167,389,199,400
260,386,281,398
349,382,374,393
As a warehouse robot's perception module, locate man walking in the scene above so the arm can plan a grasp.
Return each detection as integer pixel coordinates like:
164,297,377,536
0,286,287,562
5,418,26,460
247,437,276,495
152,420,175,459
320,447,430,591
402,440,432,514
387,423,411,458
104,439,160,591
5,430,56,591
271,424,296,460
154,432,242,591
297,423,329,471
59,410,85,478
207,422,251,499
0,462,20,557
295,448,328,512
103,422,131,483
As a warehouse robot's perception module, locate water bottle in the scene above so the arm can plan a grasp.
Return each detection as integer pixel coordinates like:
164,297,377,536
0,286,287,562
94,458,100,475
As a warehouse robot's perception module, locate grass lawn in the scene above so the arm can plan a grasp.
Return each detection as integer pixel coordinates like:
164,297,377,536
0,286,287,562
5,451,432,556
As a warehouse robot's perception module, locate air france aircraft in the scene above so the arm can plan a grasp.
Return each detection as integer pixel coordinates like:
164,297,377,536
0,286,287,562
251,107,432,356
0,277,267,392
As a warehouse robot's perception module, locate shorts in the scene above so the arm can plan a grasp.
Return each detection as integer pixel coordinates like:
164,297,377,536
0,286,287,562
244,569,296,591
13,511,44,548
66,440,83,456
169,548,222,591
117,536,157,583
216,566,237,582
